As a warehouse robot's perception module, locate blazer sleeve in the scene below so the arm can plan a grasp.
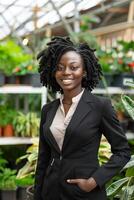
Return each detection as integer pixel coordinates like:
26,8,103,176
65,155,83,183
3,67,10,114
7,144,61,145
34,104,51,200
92,98,131,188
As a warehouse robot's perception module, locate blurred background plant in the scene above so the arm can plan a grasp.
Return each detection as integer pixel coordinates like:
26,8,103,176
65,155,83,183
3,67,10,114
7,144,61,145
106,155,134,200
16,138,38,183
97,40,134,75
13,112,40,137
0,39,33,76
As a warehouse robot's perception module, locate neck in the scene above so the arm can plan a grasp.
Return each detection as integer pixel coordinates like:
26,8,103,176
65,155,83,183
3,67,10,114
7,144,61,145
63,87,83,102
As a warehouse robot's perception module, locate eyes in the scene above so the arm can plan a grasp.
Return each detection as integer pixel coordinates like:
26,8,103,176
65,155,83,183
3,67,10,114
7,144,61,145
57,65,80,72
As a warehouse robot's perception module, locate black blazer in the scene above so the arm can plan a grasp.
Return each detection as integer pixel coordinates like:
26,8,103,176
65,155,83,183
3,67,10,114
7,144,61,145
34,89,131,200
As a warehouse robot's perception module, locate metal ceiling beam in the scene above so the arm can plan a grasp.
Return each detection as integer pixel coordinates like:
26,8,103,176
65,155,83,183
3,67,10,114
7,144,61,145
45,0,132,30
0,0,18,13
15,0,72,32
32,0,131,36
0,0,132,38
49,0,76,41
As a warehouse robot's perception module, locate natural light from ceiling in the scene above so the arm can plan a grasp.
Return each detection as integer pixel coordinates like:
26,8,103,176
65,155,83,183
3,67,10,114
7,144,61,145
0,0,103,39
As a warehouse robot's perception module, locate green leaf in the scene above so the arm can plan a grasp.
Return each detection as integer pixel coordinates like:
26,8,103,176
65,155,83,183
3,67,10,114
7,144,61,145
121,95,134,120
106,177,129,197
121,185,134,200
126,168,134,177
123,156,134,170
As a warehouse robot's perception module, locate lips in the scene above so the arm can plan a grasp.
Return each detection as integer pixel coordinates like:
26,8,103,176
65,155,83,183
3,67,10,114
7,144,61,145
61,79,73,84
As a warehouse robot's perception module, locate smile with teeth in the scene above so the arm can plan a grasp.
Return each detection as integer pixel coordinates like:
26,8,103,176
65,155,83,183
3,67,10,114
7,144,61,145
61,79,73,84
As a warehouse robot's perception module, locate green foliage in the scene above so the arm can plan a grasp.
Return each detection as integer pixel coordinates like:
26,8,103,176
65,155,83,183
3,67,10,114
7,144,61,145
98,138,111,165
0,151,8,171
70,15,98,49
121,95,134,120
0,168,17,190
106,155,134,199
0,105,17,126
121,81,134,120
112,96,126,114
13,112,40,137
16,175,34,187
0,39,32,75
16,139,38,180
97,40,134,74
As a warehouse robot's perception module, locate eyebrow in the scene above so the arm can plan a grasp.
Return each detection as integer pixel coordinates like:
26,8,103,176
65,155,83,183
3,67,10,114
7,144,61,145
58,61,79,65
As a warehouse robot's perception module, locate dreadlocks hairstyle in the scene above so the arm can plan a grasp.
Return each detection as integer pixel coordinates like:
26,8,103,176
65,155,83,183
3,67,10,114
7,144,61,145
37,36,103,93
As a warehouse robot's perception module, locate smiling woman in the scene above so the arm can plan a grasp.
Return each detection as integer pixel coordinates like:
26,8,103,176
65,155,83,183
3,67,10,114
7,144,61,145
34,36,131,200
55,51,85,98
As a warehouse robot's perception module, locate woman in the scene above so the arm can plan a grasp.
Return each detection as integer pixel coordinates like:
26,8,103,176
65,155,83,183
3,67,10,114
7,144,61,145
34,37,130,200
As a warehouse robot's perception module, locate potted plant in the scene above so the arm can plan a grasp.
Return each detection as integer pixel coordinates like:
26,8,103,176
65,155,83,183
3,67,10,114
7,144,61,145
96,40,134,88
16,139,38,200
106,155,134,200
96,48,115,88
111,40,134,88
0,167,17,200
13,60,41,87
0,39,33,84
16,176,34,200
0,106,17,137
13,112,40,137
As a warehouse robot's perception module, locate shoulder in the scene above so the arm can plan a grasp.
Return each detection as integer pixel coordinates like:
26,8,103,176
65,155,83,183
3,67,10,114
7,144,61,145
90,93,111,106
41,99,59,112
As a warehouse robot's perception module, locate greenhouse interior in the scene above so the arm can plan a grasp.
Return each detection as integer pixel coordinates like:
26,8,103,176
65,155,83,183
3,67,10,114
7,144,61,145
0,0,134,199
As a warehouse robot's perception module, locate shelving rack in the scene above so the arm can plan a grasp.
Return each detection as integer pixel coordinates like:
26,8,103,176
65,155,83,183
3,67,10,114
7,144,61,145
0,85,134,145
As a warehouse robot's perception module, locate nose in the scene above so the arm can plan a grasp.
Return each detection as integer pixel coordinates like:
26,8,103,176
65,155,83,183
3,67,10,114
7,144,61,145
64,67,71,75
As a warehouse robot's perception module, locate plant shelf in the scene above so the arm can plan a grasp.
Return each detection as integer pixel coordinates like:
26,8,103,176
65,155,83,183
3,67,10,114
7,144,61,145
0,137,38,145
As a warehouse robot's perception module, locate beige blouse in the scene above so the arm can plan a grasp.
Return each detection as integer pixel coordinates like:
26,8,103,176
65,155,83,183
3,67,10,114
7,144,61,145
50,89,84,150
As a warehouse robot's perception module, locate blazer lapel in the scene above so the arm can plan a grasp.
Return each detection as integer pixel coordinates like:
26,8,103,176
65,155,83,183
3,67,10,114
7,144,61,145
62,89,94,152
43,99,61,153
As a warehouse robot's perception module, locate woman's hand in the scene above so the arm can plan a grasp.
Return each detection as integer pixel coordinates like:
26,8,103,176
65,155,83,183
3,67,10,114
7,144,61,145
67,177,97,192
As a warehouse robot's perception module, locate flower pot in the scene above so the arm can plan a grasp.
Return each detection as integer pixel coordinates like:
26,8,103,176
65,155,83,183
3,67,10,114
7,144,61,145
20,74,41,87
0,190,16,200
0,126,3,137
17,187,27,200
3,124,14,137
112,73,134,88
0,72,5,86
26,186,34,200
5,75,20,85
97,73,114,88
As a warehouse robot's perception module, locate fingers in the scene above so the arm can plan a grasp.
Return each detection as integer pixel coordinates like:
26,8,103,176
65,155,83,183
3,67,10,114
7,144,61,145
67,179,81,184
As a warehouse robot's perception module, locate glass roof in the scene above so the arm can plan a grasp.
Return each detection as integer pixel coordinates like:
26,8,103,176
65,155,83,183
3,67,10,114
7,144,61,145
0,0,103,39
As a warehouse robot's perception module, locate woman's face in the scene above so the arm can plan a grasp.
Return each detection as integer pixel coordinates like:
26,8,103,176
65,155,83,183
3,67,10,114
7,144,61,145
55,51,85,93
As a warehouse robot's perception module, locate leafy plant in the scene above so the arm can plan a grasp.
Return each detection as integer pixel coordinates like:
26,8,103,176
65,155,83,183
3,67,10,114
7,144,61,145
0,39,32,75
16,175,34,187
0,168,17,190
13,60,38,75
97,40,134,74
0,105,17,126
98,137,111,165
16,138,38,180
0,151,8,171
13,112,40,137
107,81,134,199
121,81,134,120
106,155,134,200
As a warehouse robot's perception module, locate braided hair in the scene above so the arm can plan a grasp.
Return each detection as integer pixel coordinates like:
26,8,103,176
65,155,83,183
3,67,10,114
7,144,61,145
37,36,102,93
